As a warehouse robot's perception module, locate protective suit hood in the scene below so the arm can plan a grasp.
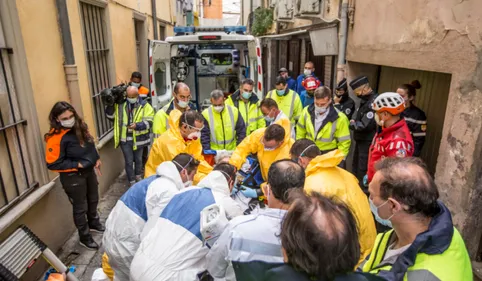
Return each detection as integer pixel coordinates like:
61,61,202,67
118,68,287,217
197,171,231,196
305,149,344,177
156,161,184,191
166,109,185,142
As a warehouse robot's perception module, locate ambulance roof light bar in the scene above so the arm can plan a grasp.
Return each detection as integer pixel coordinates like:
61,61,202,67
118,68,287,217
174,26,247,36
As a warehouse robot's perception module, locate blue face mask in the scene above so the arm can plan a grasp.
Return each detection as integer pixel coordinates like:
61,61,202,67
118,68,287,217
276,89,285,96
369,198,393,228
241,91,252,100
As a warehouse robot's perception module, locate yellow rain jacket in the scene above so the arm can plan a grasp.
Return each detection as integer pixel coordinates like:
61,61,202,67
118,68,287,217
304,150,376,266
144,110,213,184
229,117,294,182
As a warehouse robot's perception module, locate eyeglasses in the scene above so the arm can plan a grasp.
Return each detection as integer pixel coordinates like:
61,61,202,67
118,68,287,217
183,113,204,131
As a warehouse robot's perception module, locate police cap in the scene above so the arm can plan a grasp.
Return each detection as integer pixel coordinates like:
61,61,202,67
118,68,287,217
349,76,369,90
336,78,348,91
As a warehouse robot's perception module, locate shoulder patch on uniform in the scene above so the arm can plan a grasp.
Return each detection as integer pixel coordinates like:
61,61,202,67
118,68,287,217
345,108,351,115
396,148,407,158
366,112,374,119
421,124,427,131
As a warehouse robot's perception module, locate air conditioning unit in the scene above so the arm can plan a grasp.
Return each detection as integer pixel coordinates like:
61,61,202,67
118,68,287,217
294,0,321,17
277,0,293,20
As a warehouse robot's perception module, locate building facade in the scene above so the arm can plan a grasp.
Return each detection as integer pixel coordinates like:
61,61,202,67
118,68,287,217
245,0,482,265
0,0,174,279
242,0,342,92
345,0,482,262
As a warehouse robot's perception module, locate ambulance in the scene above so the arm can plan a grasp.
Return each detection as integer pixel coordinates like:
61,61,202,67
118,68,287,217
148,26,264,110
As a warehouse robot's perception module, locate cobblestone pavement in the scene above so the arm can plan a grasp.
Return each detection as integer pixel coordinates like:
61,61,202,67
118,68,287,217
46,174,128,281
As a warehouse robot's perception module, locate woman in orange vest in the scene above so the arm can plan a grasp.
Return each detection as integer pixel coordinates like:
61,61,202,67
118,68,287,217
45,101,104,250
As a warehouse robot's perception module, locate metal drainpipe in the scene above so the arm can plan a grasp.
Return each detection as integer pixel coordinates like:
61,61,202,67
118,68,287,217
152,0,159,40
55,0,83,117
337,0,349,83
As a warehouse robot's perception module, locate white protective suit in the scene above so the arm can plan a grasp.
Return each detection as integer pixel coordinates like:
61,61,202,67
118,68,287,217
102,162,183,281
130,171,244,281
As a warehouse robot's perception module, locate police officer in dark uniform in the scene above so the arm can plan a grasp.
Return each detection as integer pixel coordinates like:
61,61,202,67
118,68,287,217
334,78,356,119
349,76,378,189
396,80,427,157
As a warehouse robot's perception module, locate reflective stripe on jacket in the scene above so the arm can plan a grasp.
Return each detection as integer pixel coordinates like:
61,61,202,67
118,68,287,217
202,105,239,150
226,90,265,135
296,104,351,156
113,99,154,150
266,89,302,124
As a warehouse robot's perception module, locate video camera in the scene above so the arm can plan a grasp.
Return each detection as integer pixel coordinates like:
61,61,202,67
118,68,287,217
100,83,128,106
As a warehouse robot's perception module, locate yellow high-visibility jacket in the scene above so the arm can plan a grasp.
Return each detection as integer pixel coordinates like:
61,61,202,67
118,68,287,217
296,105,351,156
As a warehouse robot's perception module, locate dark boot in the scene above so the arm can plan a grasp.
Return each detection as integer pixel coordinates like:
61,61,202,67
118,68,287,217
79,235,99,250
89,221,105,233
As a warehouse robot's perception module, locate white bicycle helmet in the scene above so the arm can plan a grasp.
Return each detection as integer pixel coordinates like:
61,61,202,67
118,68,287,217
372,92,405,115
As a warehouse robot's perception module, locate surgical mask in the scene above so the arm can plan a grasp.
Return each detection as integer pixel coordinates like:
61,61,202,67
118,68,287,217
375,113,384,127
184,180,193,187
276,89,285,96
131,82,141,88
264,115,275,123
304,69,312,76
178,100,189,108
127,97,138,104
60,117,75,128
213,105,224,113
315,105,328,114
369,198,393,228
241,91,252,100
187,131,201,140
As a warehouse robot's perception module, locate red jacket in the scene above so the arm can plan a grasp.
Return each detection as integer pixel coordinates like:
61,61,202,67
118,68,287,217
367,119,414,182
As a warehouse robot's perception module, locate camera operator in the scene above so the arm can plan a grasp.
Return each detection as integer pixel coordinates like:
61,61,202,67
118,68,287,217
105,86,155,186
129,71,149,100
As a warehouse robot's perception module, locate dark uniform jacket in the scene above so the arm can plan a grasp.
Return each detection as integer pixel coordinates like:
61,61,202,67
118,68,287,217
335,94,356,120
45,129,99,172
349,93,378,141
401,105,427,157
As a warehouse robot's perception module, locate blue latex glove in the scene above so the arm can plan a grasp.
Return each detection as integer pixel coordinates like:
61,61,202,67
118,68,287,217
363,175,368,187
240,186,259,198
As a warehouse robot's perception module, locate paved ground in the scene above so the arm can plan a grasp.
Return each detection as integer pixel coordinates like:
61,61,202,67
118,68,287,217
46,173,129,281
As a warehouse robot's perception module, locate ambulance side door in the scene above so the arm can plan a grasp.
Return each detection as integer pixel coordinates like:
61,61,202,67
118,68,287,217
148,40,171,110
248,38,264,98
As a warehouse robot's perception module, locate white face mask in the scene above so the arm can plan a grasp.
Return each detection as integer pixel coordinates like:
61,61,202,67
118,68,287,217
315,105,328,115
213,105,224,113
187,131,201,140
60,117,75,128
131,82,141,88
178,100,189,108
127,97,138,104
304,69,312,76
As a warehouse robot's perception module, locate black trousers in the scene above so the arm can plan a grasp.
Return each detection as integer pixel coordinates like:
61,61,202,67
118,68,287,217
352,140,371,191
60,168,101,241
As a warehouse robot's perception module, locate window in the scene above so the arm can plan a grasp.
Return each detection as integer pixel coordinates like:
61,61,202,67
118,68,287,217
201,53,233,65
80,2,112,139
159,25,166,41
0,49,36,214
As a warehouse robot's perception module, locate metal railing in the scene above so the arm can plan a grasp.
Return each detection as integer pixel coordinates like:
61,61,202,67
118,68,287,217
0,48,37,215
80,2,112,139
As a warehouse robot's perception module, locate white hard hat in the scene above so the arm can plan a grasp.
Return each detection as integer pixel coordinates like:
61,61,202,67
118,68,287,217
372,92,405,115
